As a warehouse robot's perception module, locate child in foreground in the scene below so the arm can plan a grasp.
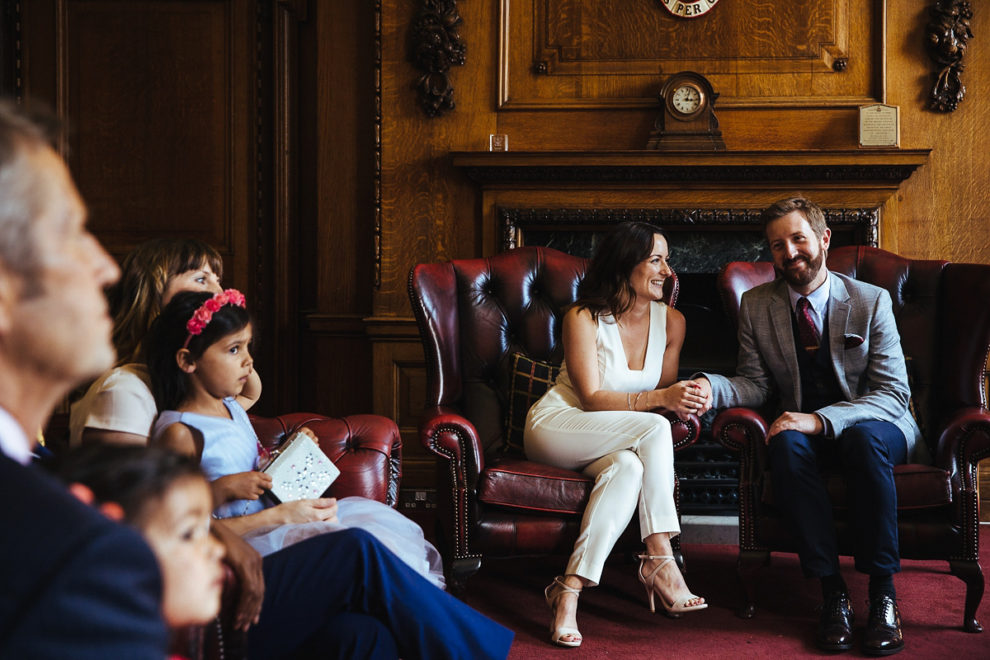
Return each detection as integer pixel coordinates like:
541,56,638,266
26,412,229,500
52,444,225,630
53,444,516,660
145,289,444,587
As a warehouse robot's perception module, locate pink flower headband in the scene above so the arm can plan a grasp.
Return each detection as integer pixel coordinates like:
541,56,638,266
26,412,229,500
182,288,247,349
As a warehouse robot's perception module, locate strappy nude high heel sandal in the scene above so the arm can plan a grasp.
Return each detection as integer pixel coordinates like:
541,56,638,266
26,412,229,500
544,576,582,648
637,554,707,617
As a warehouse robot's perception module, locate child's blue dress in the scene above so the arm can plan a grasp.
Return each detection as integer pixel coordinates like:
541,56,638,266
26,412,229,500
152,397,445,589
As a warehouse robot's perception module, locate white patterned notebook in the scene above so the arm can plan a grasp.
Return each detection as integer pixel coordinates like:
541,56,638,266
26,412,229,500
262,431,340,502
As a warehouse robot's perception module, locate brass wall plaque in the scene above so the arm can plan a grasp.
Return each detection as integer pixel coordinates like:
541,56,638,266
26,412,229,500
859,104,900,149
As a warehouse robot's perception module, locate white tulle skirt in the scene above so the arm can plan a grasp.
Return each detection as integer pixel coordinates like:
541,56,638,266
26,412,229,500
242,496,446,589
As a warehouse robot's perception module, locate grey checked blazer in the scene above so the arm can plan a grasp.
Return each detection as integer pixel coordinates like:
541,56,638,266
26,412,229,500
703,270,924,461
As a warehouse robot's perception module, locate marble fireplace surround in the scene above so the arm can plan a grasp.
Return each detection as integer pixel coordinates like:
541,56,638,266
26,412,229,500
453,150,929,513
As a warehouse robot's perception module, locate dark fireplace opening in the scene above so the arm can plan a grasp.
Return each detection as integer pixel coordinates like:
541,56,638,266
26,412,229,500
506,208,875,515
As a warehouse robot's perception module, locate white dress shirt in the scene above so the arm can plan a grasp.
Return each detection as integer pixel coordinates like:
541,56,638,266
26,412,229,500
0,405,31,465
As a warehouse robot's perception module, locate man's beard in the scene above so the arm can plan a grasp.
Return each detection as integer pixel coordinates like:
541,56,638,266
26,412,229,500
780,248,825,287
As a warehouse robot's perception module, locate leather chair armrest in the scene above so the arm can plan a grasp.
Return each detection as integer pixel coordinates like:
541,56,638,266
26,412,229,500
712,407,769,454
935,407,990,493
712,407,771,480
662,411,701,451
419,405,485,484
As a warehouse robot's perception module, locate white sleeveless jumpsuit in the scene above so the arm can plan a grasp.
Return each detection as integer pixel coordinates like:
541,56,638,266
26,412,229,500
524,301,678,585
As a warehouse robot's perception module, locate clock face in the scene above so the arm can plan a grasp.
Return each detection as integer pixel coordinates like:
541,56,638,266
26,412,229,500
671,84,703,115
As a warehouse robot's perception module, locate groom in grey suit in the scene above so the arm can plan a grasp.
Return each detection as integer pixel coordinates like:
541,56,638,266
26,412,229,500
694,196,918,656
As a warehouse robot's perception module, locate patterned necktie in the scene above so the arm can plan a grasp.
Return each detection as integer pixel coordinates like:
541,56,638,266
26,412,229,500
796,297,821,352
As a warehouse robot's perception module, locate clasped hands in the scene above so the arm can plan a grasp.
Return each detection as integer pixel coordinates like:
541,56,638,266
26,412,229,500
689,378,823,443
661,380,712,420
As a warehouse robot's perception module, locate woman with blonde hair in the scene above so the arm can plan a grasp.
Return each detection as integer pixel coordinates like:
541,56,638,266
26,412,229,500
69,238,257,446
110,238,225,365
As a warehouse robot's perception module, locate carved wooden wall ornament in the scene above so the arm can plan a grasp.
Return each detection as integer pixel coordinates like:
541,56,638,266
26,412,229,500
409,0,466,117
926,0,973,112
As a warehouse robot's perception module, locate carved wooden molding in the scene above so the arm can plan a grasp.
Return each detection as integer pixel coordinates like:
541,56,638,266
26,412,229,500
375,0,383,287
269,0,308,411
926,0,973,112
409,0,466,117
460,164,926,186
498,207,879,252
504,0,876,110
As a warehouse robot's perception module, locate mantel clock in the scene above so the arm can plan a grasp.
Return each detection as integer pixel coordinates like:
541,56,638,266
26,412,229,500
647,71,726,151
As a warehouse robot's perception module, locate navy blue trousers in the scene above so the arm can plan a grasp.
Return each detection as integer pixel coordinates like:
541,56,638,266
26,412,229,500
248,528,514,660
768,420,907,578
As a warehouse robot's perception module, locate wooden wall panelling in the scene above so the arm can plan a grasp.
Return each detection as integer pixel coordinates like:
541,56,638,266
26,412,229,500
887,3,989,264
501,0,882,109
369,320,431,486
374,0,500,489
496,107,868,151
17,0,310,417
268,0,307,413
20,0,255,343
379,0,497,313
295,0,376,420
297,314,372,419
311,0,374,317
25,0,252,269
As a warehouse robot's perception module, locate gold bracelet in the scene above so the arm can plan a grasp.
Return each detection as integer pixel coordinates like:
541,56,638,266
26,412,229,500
633,391,643,411
626,392,632,410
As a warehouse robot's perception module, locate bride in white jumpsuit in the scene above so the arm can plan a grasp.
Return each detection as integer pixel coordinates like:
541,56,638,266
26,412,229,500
524,223,708,647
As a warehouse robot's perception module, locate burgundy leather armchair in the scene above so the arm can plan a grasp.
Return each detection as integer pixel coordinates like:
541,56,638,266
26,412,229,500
175,412,402,660
712,245,990,632
409,246,700,592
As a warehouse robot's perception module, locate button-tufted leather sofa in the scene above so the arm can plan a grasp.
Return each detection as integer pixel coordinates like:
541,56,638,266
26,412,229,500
713,245,990,632
173,412,402,660
409,246,700,592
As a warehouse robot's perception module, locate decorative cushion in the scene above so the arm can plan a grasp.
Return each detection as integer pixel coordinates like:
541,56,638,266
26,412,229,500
504,352,560,455
902,355,925,441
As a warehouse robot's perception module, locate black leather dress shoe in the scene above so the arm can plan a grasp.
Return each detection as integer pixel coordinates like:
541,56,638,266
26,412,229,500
816,592,854,652
863,594,904,656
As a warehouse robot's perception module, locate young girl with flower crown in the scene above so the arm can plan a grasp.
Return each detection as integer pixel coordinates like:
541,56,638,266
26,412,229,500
146,289,445,588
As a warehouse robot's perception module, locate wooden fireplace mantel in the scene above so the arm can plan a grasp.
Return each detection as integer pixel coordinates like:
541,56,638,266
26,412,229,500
451,149,930,255
452,149,930,186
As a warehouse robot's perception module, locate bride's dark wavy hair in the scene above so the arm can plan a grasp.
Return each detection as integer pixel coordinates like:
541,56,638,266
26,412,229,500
574,221,666,320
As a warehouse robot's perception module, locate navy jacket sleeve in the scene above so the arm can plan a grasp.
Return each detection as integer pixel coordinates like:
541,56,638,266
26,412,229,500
0,454,168,659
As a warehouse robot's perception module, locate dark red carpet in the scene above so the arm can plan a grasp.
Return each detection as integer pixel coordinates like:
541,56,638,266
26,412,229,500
464,526,990,659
